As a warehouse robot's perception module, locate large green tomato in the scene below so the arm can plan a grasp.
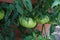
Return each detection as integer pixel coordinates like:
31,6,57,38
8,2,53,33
0,10,5,20
35,16,49,24
19,17,37,28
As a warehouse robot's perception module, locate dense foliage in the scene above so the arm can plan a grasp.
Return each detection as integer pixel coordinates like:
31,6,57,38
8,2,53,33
0,0,60,40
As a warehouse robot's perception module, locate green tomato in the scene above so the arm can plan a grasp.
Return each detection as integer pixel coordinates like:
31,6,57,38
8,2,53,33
0,10,5,20
19,17,37,28
40,16,49,24
35,16,49,24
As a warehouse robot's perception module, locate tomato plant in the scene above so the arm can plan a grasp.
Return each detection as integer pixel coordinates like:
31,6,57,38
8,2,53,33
0,0,60,40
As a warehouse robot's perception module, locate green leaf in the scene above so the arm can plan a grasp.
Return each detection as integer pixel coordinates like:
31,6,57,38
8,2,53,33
18,0,23,7
16,3,24,15
43,0,53,10
37,35,43,40
50,25,56,35
0,34,3,40
9,4,14,11
23,0,32,12
5,19,10,27
1,3,9,9
32,32,36,37
57,13,60,25
5,11,11,22
12,11,19,20
9,32,15,40
50,35,55,40
51,0,60,8
5,37,9,40
32,32,36,40
23,36,32,40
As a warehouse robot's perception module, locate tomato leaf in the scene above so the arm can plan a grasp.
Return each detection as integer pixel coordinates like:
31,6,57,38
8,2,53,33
15,3,24,15
50,25,56,35
5,37,9,40
9,32,15,40
23,0,32,12
0,34,3,40
43,0,53,10
23,36,32,40
51,0,60,8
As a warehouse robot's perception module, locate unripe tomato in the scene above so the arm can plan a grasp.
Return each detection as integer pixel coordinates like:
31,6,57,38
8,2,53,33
35,16,49,24
0,10,5,20
19,17,37,28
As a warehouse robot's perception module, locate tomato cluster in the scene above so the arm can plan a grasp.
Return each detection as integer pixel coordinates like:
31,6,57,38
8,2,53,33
0,9,50,28
19,16,49,28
